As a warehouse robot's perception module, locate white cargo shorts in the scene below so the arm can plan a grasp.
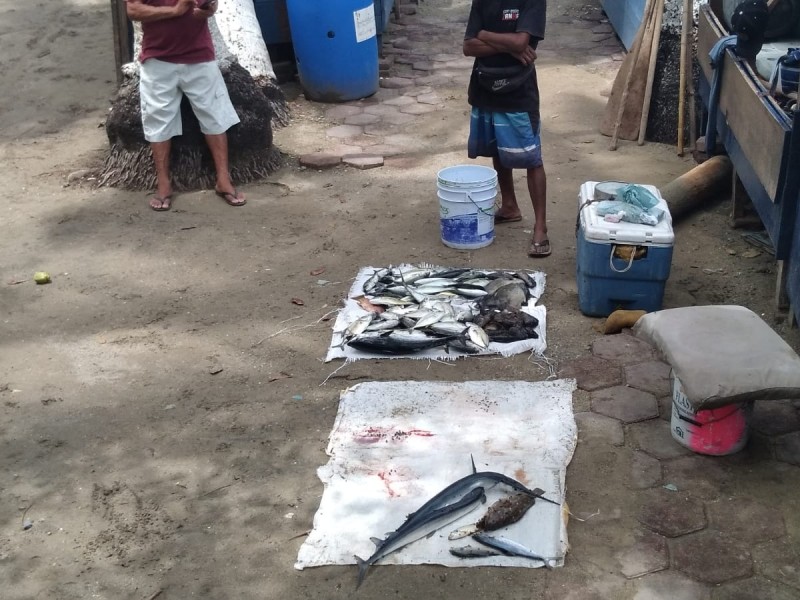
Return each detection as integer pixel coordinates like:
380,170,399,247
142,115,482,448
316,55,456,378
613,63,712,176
139,59,240,142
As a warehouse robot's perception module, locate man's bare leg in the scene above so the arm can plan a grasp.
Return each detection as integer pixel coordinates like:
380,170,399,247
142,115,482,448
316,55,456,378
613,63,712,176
527,165,549,255
205,132,245,206
150,140,173,210
493,156,521,221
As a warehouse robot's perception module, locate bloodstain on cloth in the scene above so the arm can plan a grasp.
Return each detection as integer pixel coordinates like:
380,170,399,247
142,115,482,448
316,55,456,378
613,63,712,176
353,426,434,444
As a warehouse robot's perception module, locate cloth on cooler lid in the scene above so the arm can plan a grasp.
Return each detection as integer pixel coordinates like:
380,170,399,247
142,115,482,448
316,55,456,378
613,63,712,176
634,305,800,409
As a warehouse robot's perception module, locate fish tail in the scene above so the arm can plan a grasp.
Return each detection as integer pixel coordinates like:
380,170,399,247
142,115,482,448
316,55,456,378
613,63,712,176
354,555,370,589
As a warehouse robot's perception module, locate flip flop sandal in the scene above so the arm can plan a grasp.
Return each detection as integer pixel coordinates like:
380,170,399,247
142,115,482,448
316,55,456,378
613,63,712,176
216,189,246,207
528,239,551,258
494,214,522,224
150,195,172,211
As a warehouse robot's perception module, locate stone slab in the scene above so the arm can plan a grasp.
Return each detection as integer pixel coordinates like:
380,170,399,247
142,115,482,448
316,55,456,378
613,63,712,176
399,103,437,115
592,335,656,365
362,144,403,157
380,76,415,89
325,124,364,139
751,538,800,590
617,530,669,579
381,112,416,126
298,153,341,169
364,104,401,116
325,105,363,120
591,386,659,424
575,411,625,447
774,431,800,466
671,530,753,584
662,456,731,501
706,496,786,543
625,361,671,396
751,400,800,437
558,355,623,392
630,571,712,600
416,92,442,105
343,154,384,170
711,577,799,600
382,95,416,107
628,419,692,460
630,450,662,489
343,113,381,126
639,489,707,537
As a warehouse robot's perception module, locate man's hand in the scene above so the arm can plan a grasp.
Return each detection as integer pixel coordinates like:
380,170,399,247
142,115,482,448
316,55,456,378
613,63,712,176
173,0,195,17
512,46,537,66
192,0,217,19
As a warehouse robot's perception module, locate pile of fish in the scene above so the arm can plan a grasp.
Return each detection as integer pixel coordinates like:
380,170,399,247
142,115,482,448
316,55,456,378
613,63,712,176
354,458,560,588
340,265,540,355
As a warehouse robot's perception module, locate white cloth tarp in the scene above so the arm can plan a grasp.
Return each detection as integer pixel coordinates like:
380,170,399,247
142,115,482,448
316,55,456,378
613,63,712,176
295,379,577,571
325,266,547,362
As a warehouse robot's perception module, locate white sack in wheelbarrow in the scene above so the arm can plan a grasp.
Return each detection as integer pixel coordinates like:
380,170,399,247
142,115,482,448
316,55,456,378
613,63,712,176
633,305,800,410
295,379,577,572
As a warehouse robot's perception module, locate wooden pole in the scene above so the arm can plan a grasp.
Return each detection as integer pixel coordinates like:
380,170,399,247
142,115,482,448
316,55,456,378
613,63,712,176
678,0,691,155
638,0,664,145
688,0,697,153
110,0,132,85
610,0,655,151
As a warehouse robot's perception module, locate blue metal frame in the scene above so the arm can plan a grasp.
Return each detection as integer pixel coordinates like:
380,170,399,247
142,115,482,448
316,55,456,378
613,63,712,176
600,0,646,50
698,57,800,323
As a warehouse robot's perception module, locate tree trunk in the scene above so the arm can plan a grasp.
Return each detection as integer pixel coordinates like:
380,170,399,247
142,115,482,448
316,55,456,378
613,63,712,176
101,0,288,191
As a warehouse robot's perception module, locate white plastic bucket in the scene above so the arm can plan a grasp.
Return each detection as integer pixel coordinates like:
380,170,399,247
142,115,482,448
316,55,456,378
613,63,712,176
437,165,497,250
670,372,753,456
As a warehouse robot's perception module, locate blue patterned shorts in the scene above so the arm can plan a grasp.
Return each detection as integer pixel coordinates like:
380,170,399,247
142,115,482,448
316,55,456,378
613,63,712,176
467,108,543,169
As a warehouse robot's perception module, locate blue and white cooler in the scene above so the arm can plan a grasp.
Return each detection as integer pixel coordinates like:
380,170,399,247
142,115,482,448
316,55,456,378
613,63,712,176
576,181,675,317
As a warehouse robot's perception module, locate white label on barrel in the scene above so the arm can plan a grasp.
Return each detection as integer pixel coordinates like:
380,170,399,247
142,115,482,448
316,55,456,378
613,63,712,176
353,5,376,43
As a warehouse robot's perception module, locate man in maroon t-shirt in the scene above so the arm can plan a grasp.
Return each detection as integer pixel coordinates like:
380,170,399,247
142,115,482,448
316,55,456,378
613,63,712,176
127,0,246,210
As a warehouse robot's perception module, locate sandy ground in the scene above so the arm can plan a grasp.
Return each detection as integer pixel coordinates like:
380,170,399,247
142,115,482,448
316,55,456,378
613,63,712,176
1,0,799,599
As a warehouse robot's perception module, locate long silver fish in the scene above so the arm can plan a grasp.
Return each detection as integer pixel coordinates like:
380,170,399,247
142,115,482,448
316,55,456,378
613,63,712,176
449,545,502,558
472,532,557,568
354,486,487,587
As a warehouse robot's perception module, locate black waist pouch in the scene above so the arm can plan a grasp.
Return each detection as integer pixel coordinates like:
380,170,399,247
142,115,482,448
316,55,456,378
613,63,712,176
474,64,533,94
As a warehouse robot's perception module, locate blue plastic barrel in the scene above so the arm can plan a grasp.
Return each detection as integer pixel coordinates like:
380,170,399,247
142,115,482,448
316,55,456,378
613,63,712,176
285,0,379,102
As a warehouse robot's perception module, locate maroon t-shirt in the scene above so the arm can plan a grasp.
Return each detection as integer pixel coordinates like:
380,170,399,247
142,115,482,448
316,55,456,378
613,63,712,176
136,0,215,64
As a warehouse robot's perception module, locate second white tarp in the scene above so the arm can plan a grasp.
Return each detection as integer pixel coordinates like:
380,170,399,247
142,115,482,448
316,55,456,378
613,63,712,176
295,379,577,572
